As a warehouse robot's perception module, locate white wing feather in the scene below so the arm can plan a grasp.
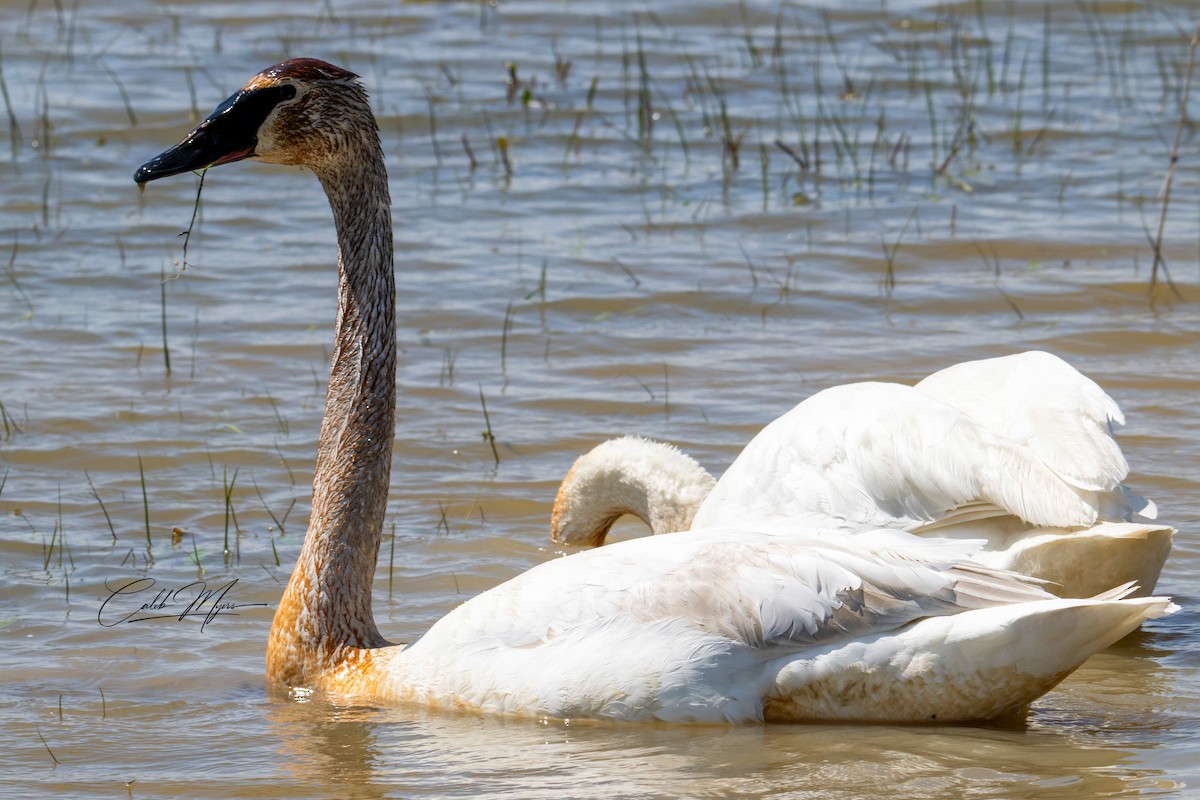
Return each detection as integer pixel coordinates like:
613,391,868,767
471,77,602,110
387,526,1174,722
915,351,1127,492
693,379,1099,532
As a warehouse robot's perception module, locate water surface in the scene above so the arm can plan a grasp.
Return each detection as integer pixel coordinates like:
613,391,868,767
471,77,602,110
1,0,1198,797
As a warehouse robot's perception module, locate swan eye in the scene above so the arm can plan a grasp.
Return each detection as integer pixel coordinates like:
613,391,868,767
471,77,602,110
275,84,299,105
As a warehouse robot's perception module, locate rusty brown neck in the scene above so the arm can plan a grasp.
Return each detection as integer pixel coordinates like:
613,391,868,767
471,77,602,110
268,123,395,686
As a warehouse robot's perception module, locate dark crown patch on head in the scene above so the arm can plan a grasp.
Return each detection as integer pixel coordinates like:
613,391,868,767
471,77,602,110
256,58,359,84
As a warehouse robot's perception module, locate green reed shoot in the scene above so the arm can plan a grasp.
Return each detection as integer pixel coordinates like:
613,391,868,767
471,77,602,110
821,10,856,100
461,133,477,171
137,454,151,550
995,283,1024,320
40,174,51,228
612,258,640,288
252,477,293,539
881,206,920,296
159,263,171,374
56,485,73,570
497,135,512,178
759,142,770,210
439,346,458,387
922,78,938,176
563,76,599,167
188,531,205,577
0,399,24,440
99,59,137,126
425,88,442,166
42,524,57,572
524,257,548,305
500,300,514,376
635,30,653,147
478,385,500,468
1012,50,1029,159
0,45,20,159
268,526,279,568
273,441,297,486
264,391,289,436
738,241,760,290
657,89,690,167
34,724,60,766
706,72,741,173
185,68,199,121
7,236,34,314
34,69,51,159
222,466,240,560
973,0,996,97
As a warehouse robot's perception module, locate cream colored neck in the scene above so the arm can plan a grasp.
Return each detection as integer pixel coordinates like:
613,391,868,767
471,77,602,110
552,438,717,546
268,129,395,686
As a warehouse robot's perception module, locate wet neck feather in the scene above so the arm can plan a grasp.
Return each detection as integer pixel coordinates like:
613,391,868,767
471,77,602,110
268,123,395,686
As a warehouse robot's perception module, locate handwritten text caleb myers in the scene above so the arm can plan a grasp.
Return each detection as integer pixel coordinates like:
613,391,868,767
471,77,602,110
98,577,268,632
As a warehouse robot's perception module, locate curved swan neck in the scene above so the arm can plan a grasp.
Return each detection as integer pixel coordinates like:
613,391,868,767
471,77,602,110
268,113,395,684
551,437,716,546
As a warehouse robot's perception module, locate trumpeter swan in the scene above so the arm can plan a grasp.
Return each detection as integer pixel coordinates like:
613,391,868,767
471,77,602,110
135,60,1175,723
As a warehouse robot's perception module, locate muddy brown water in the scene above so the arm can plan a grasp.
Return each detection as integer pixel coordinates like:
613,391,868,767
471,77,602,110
1,0,1198,797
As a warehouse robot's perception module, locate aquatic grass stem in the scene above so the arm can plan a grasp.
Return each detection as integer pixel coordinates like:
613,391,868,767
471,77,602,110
252,477,294,538
56,485,73,571
425,88,442,166
99,59,137,126
85,472,117,543
160,263,171,374
1149,27,1197,298
34,724,60,766
222,466,240,560
188,532,205,577
179,169,206,270
478,385,500,468
7,236,34,314
0,399,23,439
0,45,20,159
42,524,57,572
500,300,514,377
137,454,151,551
881,206,920,295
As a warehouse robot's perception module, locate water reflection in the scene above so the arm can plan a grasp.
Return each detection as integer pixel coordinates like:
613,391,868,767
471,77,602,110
262,687,1186,799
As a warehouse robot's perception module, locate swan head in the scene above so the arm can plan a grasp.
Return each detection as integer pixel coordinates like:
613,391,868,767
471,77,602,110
550,436,717,547
135,58,374,183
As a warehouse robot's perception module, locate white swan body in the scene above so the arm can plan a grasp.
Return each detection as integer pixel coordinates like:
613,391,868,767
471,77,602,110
346,527,1175,723
136,60,1177,723
552,353,1173,597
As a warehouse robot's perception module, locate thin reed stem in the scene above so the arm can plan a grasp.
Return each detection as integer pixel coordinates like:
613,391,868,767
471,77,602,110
1149,28,1197,299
